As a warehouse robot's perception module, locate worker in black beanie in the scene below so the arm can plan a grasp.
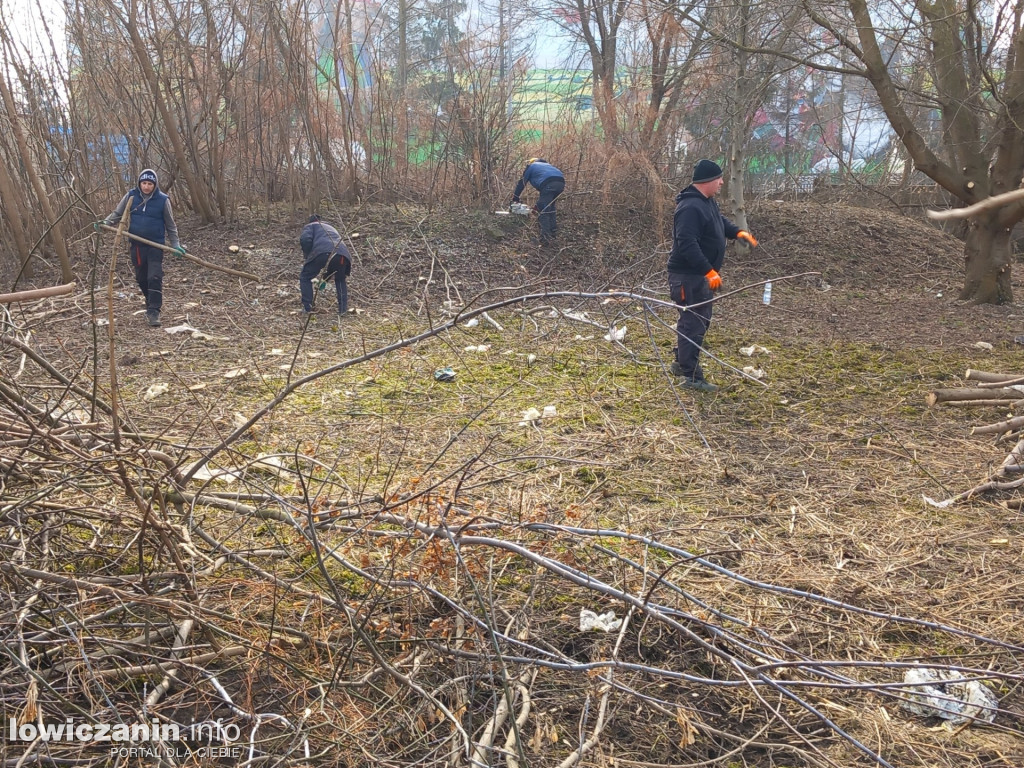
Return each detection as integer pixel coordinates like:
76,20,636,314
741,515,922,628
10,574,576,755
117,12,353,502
665,160,758,392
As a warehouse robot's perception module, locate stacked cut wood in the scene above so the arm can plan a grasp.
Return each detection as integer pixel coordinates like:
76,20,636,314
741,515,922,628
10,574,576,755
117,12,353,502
926,369,1024,411
923,370,1024,507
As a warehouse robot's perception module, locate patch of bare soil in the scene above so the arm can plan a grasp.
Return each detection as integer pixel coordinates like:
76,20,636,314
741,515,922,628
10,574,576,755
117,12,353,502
1,199,1022,768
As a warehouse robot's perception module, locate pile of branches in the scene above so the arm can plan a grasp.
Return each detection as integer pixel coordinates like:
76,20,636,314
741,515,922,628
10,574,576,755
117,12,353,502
1,306,1022,768
926,369,1024,508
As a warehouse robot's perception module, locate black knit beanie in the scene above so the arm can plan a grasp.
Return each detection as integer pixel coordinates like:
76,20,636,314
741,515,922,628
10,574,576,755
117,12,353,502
138,168,158,186
692,159,723,183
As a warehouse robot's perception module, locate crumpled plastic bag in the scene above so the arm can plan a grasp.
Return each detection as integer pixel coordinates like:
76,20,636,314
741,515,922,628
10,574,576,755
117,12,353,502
519,407,542,426
519,406,556,426
603,326,626,342
742,366,765,379
900,668,998,724
579,609,623,632
143,382,169,401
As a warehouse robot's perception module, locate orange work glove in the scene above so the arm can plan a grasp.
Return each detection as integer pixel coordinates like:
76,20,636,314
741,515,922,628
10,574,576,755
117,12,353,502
737,230,758,247
705,269,722,291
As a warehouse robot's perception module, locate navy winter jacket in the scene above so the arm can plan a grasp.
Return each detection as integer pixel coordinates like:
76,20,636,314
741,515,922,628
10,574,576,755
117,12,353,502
300,221,350,265
103,185,181,249
667,185,740,275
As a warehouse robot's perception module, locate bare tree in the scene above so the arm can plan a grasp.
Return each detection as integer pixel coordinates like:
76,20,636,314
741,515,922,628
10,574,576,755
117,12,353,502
803,0,1024,303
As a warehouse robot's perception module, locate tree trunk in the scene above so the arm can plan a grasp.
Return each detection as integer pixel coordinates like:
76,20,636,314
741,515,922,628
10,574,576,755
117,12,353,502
0,72,74,283
125,4,218,224
0,147,35,281
960,214,1013,303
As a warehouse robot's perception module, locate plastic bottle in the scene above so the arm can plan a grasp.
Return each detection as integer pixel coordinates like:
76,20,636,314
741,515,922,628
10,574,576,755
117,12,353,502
762,281,773,305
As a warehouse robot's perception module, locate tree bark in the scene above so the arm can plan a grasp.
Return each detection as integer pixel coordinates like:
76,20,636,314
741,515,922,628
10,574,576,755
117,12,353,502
960,214,1013,303
926,387,1024,407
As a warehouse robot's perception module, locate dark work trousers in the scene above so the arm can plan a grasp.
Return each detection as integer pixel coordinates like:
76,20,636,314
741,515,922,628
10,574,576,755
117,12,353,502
535,177,565,245
300,251,348,313
132,243,164,312
669,272,714,380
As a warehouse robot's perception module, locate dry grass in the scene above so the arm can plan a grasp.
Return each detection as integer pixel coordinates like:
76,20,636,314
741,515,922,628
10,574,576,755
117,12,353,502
0,201,1022,767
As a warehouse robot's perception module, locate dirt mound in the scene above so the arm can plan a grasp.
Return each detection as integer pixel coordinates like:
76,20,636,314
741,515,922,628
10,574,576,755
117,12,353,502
745,199,962,287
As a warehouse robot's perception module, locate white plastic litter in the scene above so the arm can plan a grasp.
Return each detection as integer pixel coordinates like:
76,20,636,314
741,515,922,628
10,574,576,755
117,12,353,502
972,341,994,351
186,464,240,484
464,317,480,327
740,344,770,356
579,609,623,632
900,668,998,724
603,326,626,342
164,323,222,341
223,367,248,379
510,202,530,216
519,407,542,426
464,344,491,353
542,405,557,418
742,366,765,380
143,383,169,401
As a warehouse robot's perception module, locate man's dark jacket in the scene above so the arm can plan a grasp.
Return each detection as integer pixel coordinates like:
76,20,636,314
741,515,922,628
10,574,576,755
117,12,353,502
301,221,350,264
667,185,740,275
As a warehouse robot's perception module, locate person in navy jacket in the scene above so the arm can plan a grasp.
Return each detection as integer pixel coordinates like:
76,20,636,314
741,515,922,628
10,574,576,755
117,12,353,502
299,214,352,317
100,169,185,327
512,158,565,246
667,159,758,392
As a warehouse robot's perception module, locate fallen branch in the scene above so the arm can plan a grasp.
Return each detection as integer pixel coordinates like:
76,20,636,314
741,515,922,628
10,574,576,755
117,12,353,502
0,282,75,304
926,187,1024,221
97,223,259,282
971,415,1024,436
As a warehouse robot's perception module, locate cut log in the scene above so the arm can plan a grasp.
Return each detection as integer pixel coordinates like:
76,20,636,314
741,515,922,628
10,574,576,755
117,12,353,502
926,387,1024,407
972,415,1024,435
965,369,1023,383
